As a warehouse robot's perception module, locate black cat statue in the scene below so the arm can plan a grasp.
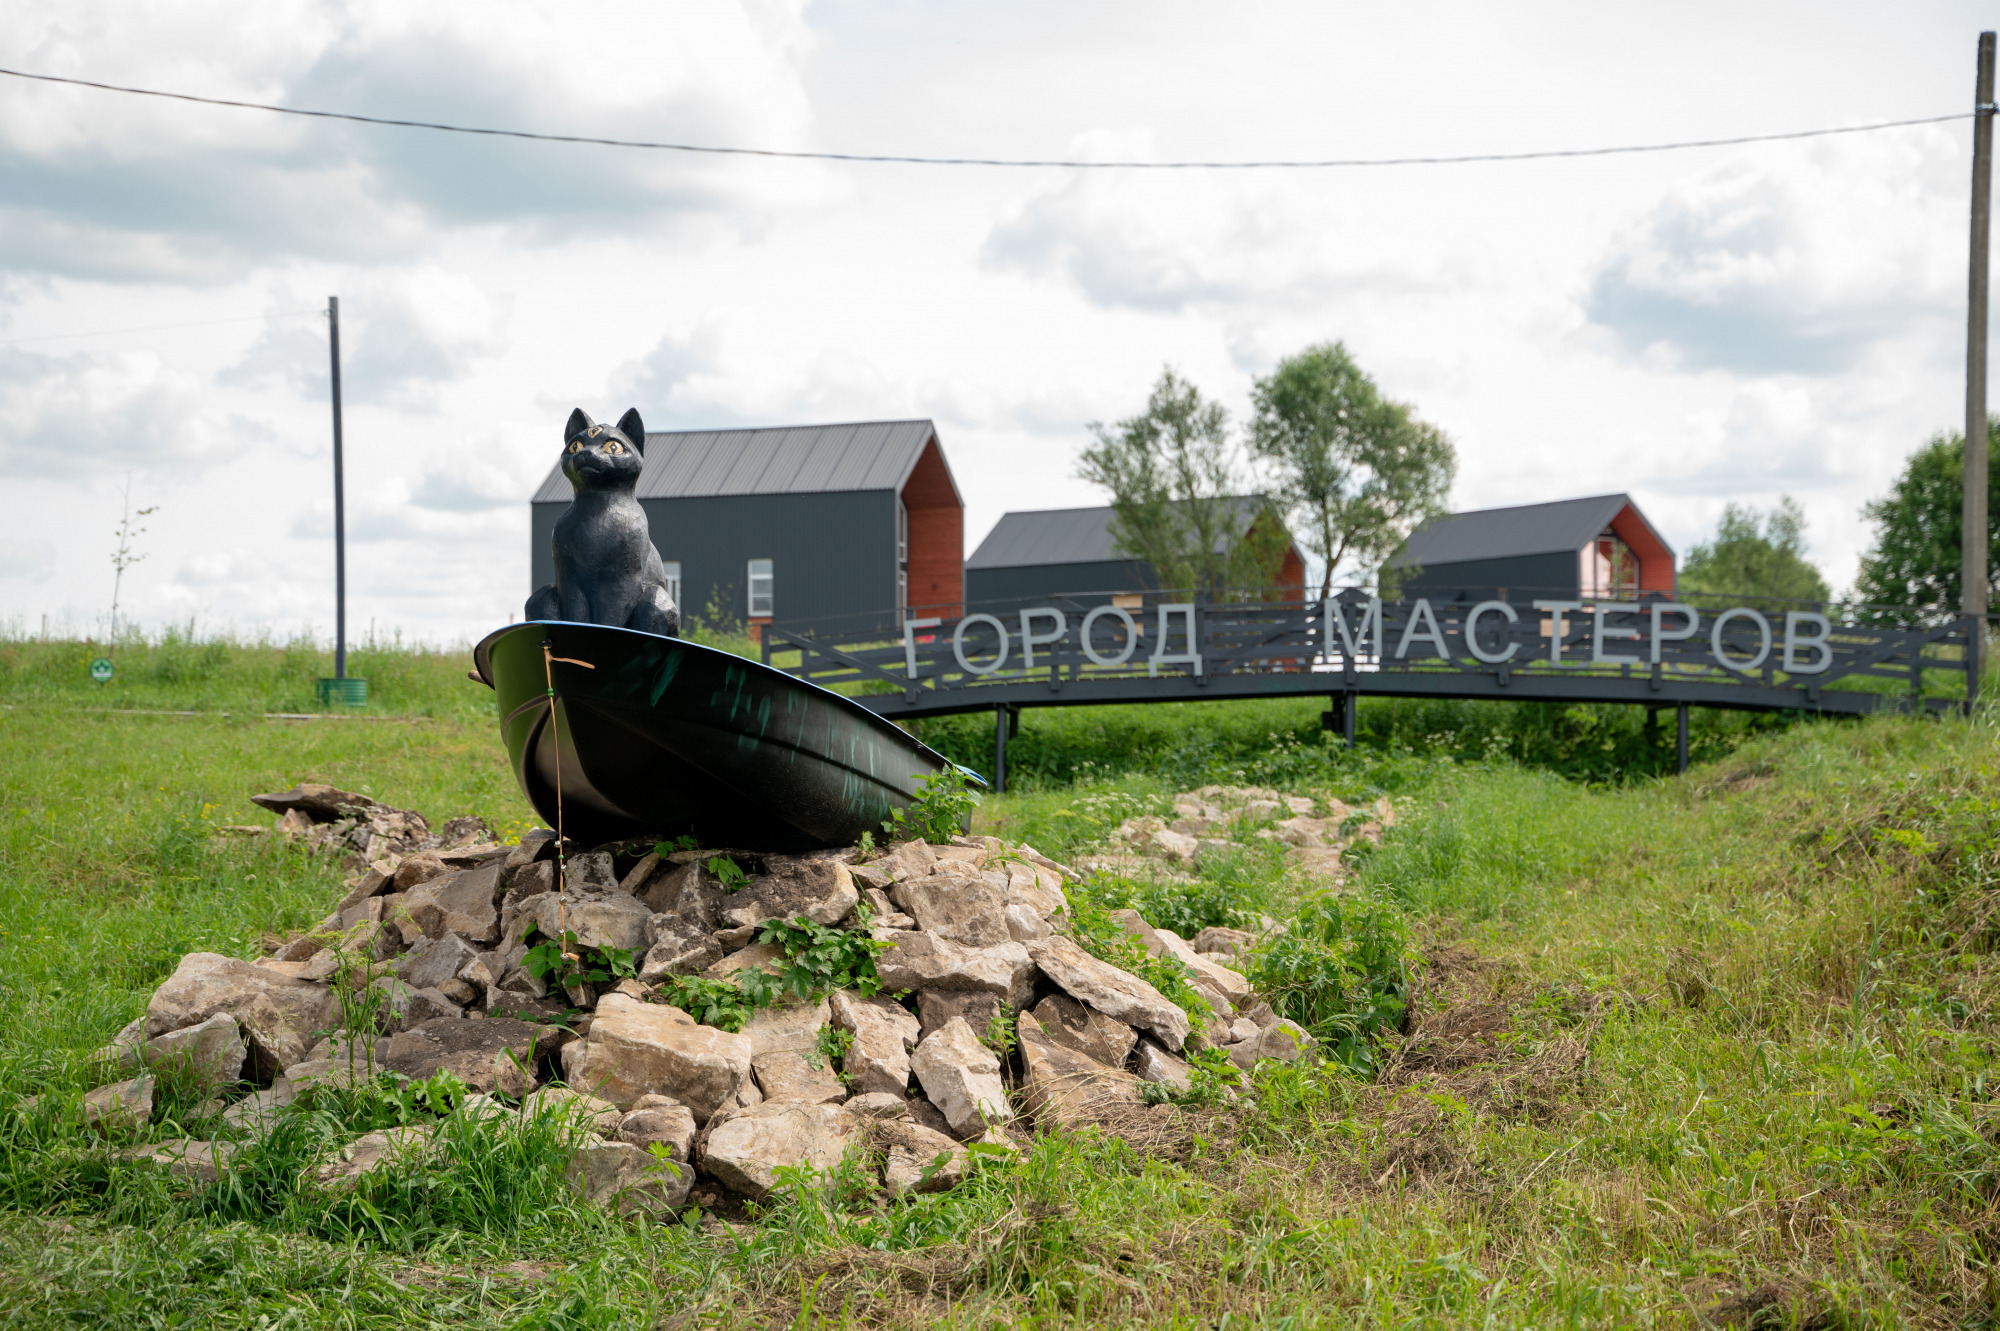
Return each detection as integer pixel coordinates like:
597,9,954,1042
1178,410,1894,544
525,407,681,637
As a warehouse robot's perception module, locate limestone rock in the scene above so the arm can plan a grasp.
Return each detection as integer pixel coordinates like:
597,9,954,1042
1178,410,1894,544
916,990,1003,1044
752,1051,847,1105
94,1015,148,1071
272,932,325,963
743,998,830,1057
893,871,1010,947
1133,1039,1192,1091
697,1101,858,1200
505,829,557,869
910,1017,1008,1138
375,978,464,1030
146,952,337,1079
1189,926,1257,958
636,859,727,927
538,890,653,954
223,1077,297,1131
843,1091,911,1121
1004,903,1052,942
1003,861,1068,917
567,1139,691,1213
1153,928,1253,1006
638,915,722,983
1030,994,1137,1069
405,864,504,944
131,1138,231,1184
563,851,620,894
829,990,920,1097
250,783,382,822
397,933,481,992
380,1017,548,1097
392,854,449,892
618,1103,697,1161
931,842,986,869
522,1085,621,1135
726,856,859,929
1026,936,1190,1052
876,933,1034,1007
1232,1018,1316,1068
563,997,750,1120
875,1117,969,1197
316,1125,434,1189
336,865,395,913
873,839,936,883
1016,1010,1145,1129
143,1012,246,1090
82,1077,152,1132
702,941,785,981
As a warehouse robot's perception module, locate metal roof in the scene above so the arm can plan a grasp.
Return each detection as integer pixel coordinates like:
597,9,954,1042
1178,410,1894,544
531,419,953,504
967,497,1270,570
1384,494,1655,568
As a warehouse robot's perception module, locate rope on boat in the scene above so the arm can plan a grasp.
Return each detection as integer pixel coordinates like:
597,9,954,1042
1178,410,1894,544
539,639,594,964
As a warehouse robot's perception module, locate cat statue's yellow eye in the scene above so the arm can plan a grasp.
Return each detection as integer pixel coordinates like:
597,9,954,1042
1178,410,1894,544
604,441,622,454
567,439,581,452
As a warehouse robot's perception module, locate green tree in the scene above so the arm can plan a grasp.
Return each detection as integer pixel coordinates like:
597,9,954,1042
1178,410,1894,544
1677,496,1830,609
1852,420,2000,619
1077,368,1288,594
1247,342,1455,597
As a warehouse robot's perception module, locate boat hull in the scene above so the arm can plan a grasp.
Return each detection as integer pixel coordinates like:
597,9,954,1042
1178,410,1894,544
473,621,962,850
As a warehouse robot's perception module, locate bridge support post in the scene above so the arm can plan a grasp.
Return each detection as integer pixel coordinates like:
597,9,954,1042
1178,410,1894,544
1676,703,1690,774
993,702,1008,794
1343,691,1356,749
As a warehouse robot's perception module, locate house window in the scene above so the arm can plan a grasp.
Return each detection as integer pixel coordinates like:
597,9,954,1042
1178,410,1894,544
1580,528,1638,600
661,561,682,610
897,500,909,609
747,558,774,618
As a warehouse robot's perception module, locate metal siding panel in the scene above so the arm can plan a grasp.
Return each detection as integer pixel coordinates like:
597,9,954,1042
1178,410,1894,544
1405,553,1580,600
965,559,1152,609
643,491,896,635
529,503,563,596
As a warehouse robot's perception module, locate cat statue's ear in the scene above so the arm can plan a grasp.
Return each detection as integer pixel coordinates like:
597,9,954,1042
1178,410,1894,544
565,407,594,441
615,408,646,455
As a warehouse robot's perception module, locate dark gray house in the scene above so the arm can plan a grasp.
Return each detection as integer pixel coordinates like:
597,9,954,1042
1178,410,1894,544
964,500,1306,608
531,420,963,637
1382,493,1676,602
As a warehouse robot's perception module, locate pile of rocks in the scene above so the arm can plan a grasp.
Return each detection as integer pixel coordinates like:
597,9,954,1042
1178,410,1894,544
79,782,1318,1215
1085,784,1396,882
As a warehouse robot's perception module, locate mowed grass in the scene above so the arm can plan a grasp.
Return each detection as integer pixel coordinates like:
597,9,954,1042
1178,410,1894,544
2,649,1999,1326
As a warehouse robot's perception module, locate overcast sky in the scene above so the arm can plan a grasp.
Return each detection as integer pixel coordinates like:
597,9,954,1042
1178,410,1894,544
1,1,1991,645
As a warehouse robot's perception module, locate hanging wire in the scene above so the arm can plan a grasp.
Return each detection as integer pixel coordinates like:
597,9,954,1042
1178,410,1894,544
0,65,1973,170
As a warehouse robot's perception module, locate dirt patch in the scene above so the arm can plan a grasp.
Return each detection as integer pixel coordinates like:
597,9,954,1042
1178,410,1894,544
1695,1277,1834,1329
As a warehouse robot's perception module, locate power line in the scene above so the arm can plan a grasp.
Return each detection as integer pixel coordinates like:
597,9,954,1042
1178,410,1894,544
0,309,320,348
0,65,1974,170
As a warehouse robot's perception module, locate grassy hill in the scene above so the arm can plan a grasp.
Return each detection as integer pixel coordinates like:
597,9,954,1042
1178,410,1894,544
1,638,1995,1326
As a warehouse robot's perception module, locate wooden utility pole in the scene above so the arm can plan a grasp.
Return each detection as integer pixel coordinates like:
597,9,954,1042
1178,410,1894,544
1964,32,1995,625
328,295,348,681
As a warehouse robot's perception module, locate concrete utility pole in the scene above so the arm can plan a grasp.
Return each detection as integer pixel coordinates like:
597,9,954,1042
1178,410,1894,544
1964,32,1995,624
328,295,348,681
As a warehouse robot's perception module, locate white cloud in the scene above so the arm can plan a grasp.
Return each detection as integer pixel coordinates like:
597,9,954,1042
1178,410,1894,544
1585,129,1964,373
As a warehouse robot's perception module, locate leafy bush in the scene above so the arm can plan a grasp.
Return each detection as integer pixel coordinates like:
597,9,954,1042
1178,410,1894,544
884,764,980,843
1246,892,1410,1073
657,911,891,1033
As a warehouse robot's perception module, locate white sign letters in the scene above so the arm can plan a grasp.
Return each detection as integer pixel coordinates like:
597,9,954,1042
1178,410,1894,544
917,596,1834,680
